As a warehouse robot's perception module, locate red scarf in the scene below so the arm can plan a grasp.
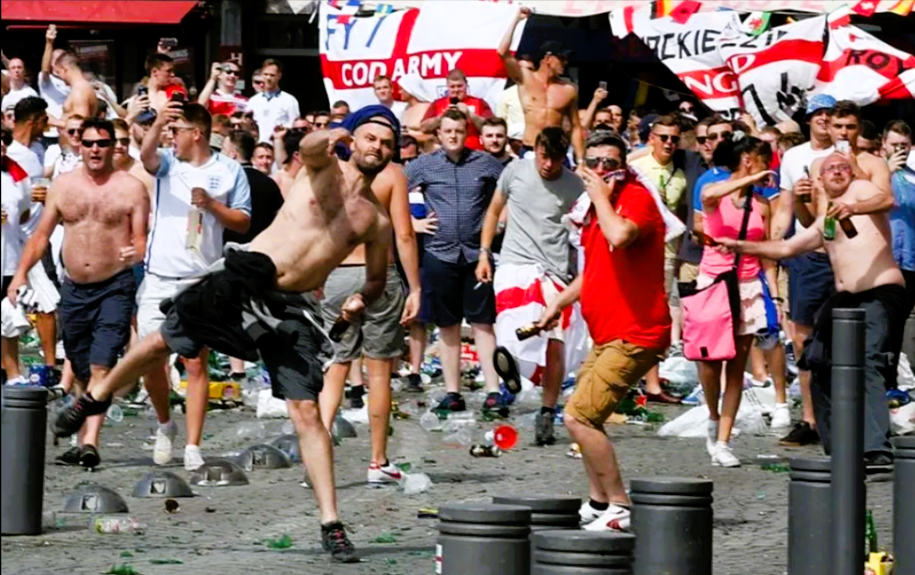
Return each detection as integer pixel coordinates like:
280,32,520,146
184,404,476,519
1,155,28,182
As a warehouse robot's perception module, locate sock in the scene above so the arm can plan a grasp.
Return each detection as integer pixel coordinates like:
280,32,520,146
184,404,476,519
540,406,555,416
158,421,174,432
589,499,609,511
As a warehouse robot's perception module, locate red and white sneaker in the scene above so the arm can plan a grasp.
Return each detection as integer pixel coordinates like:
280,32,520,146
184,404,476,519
582,504,631,532
367,461,403,485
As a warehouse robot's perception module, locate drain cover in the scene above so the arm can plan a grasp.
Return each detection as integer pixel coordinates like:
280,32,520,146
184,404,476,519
132,471,195,498
188,459,250,486
235,444,292,471
62,483,129,513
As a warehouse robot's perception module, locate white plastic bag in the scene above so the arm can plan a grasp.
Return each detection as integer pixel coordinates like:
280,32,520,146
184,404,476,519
658,356,699,386
890,402,915,436
898,353,914,391
402,472,432,495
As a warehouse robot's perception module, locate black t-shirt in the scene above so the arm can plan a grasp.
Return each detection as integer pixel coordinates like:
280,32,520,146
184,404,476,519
224,165,284,245
678,150,708,265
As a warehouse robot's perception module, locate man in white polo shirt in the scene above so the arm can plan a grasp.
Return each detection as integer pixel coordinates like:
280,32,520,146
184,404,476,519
0,57,38,114
139,100,251,470
247,59,300,143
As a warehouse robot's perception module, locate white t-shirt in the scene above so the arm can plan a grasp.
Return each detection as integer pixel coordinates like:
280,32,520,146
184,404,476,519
247,91,301,143
44,144,81,179
1,168,31,276
1,85,39,114
6,140,45,179
779,141,835,232
145,149,252,278
382,100,408,123
39,72,70,137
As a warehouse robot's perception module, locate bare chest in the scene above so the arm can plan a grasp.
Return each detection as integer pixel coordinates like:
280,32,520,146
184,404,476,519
520,82,573,112
59,186,132,226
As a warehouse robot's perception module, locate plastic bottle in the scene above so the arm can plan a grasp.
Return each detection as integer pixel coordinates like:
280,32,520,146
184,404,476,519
442,427,472,447
93,516,146,534
419,411,443,432
106,404,124,423
865,509,878,553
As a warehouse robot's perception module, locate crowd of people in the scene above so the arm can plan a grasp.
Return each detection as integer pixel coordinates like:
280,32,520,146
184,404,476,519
2,12,914,562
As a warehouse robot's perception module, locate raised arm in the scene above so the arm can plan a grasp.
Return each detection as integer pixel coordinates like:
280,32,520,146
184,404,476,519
568,86,585,162
300,128,350,172
498,8,530,84
141,100,182,174
197,63,221,108
41,26,57,74
720,221,824,261
827,178,896,221
580,86,608,131
701,170,774,210
581,167,639,249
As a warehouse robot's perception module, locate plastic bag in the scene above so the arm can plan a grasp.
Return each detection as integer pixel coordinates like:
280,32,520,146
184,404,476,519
658,356,699,386
898,353,914,392
890,402,915,436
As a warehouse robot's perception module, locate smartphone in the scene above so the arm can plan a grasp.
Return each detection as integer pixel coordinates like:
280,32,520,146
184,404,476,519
835,140,850,154
137,85,148,97
160,37,179,49
170,92,187,104
449,97,459,106
598,81,607,91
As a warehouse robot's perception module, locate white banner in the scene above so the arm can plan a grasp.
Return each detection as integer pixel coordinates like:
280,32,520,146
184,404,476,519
319,1,524,112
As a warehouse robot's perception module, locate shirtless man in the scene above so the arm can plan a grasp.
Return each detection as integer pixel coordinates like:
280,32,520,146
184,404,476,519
273,129,305,198
8,119,148,468
720,152,912,468
499,7,584,161
810,100,894,220
317,106,421,486
52,51,98,120
143,53,178,113
51,116,401,563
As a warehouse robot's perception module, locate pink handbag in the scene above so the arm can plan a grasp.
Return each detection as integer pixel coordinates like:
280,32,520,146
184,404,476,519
680,194,753,362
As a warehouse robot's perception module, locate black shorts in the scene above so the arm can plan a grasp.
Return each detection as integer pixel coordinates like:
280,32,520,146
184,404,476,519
158,251,332,403
787,252,836,327
423,252,496,327
59,268,137,382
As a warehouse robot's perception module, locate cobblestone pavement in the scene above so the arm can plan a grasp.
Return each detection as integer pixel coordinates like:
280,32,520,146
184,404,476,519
1,399,895,575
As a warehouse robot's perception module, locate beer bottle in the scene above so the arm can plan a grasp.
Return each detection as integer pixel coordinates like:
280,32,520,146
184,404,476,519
839,217,858,239
865,509,878,554
516,323,544,341
823,203,837,241
328,317,351,342
797,166,812,204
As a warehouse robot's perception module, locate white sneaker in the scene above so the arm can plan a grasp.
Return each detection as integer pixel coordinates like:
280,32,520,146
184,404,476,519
579,501,604,523
711,442,741,468
367,461,404,485
153,421,177,465
771,403,791,429
184,445,205,471
583,504,631,532
706,420,719,457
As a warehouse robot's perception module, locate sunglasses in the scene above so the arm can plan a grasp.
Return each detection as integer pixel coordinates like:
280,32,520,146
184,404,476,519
67,128,80,136
584,157,621,170
253,80,264,85
167,126,196,135
697,132,732,145
653,134,681,144
221,69,239,76
115,137,130,146
82,138,113,149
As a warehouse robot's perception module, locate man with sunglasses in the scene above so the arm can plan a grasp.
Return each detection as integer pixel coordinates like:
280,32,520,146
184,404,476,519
478,127,585,441
8,119,149,468
499,8,585,162
43,114,83,179
536,131,670,531
136,101,251,472
629,114,686,404
198,61,248,118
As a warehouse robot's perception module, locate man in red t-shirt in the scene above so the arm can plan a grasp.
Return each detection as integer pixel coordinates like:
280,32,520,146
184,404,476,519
198,61,248,117
537,131,671,533
421,68,492,150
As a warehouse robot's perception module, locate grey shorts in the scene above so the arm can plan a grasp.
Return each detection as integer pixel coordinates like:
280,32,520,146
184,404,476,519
321,265,406,362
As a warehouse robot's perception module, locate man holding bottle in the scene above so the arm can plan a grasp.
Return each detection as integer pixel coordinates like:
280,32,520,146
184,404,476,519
136,100,251,471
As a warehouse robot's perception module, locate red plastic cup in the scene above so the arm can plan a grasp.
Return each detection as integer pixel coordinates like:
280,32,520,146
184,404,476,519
492,425,518,450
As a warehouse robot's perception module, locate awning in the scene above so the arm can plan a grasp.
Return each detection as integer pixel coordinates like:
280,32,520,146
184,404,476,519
0,1,198,24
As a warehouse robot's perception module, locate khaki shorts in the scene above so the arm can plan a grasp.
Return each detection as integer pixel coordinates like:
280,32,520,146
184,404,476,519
564,340,663,429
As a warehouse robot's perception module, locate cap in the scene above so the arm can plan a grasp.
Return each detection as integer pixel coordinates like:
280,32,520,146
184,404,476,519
806,93,836,117
538,40,571,63
638,113,660,143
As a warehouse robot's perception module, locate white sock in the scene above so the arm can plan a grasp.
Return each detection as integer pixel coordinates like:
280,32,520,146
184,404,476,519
158,420,174,432
775,402,788,409
185,444,201,456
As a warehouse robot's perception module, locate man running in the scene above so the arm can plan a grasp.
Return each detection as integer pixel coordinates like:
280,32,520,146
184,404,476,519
721,152,912,468
498,7,584,161
51,114,401,563
8,119,148,468
318,106,421,486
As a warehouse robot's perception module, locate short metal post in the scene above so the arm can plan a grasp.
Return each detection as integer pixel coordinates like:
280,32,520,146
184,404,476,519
830,308,866,575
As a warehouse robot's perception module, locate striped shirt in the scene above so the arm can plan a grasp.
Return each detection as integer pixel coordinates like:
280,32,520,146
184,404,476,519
405,148,504,264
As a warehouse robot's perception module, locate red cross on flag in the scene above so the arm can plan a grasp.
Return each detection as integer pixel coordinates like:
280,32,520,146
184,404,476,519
851,0,879,17
319,1,524,113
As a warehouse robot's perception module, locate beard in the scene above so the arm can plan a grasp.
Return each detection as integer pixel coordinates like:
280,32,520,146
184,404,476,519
354,153,388,177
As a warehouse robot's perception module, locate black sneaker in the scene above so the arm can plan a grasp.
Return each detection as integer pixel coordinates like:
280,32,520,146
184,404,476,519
433,393,466,416
54,446,82,466
864,452,894,473
482,392,509,419
321,521,358,563
535,412,556,446
79,445,101,469
348,386,365,410
53,393,111,438
493,347,522,394
405,373,424,393
778,421,820,447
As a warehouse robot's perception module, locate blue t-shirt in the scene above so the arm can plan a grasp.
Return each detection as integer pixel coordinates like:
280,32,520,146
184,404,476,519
693,167,780,212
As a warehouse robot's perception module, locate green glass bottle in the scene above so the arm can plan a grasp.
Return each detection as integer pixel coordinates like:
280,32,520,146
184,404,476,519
823,202,837,241
865,509,878,553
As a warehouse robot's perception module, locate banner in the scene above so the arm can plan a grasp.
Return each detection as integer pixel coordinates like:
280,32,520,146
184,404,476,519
609,10,744,117
319,1,524,112
718,17,826,126
291,0,915,18
817,24,915,104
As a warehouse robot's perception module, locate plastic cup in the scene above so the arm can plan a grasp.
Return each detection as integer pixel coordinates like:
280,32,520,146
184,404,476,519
492,424,518,450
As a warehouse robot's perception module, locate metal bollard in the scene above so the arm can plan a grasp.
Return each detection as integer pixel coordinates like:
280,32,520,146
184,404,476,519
492,496,581,532
437,503,531,575
894,436,915,575
630,477,713,575
1,386,49,535
532,530,635,575
831,308,866,575
788,457,831,575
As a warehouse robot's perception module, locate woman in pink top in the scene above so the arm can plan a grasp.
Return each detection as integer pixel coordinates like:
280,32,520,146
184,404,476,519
696,134,776,468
